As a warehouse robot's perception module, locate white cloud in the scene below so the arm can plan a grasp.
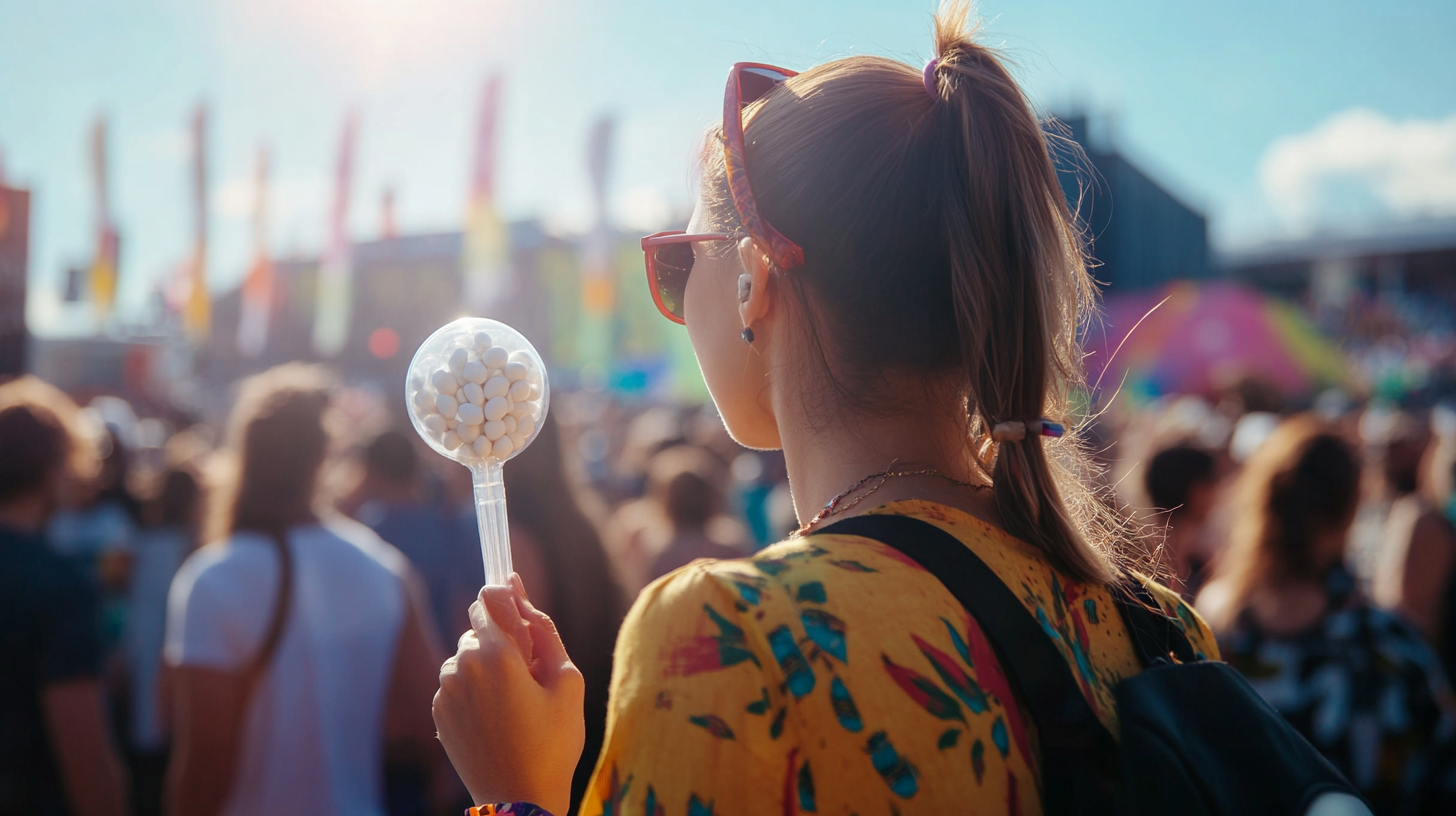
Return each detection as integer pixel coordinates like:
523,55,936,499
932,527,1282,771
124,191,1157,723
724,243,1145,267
1260,108,1456,231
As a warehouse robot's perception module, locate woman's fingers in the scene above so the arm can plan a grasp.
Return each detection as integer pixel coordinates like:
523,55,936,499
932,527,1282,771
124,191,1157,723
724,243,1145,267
476,585,535,664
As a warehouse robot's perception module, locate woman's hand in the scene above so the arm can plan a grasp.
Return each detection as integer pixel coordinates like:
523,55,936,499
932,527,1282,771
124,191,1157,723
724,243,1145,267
434,574,585,816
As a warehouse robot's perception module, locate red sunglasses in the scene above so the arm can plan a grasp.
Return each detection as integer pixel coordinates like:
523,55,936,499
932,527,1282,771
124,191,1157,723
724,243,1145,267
641,62,803,325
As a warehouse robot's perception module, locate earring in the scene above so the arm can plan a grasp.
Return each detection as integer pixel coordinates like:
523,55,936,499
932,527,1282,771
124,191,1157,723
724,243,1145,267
737,274,753,303
741,327,755,344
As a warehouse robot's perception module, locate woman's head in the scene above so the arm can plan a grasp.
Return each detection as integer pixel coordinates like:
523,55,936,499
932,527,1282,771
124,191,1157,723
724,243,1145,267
209,363,337,538
670,3,1114,582
1214,415,1360,610
647,446,723,533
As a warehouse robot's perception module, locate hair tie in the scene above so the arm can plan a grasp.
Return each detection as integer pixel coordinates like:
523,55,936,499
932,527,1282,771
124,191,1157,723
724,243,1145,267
923,58,940,99
991,418,1065,443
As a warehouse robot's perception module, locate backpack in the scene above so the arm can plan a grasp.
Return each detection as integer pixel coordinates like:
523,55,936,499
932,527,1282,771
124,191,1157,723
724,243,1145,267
812,514,1371,816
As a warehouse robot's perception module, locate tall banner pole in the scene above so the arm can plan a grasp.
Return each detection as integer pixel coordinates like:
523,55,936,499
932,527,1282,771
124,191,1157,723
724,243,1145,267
183,104,211,342
312,112,358,358
462,74,510,315
237,147,274,358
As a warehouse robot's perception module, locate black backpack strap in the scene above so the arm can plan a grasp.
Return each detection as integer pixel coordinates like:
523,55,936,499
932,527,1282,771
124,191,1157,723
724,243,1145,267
811,514,1119,814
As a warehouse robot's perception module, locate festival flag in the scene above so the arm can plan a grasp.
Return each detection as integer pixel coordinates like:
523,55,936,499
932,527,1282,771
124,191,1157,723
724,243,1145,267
577,114,616,368
182,105,211,341
462,74,509,314
312,112,358,357
236,147,273,358
89,116,120,321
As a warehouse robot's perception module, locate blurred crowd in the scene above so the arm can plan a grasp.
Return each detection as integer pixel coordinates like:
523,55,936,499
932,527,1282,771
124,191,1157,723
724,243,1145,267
5,363,1456,815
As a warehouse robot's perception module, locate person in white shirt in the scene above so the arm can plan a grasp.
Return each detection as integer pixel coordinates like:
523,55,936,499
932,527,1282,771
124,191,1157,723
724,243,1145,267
164,364,445,816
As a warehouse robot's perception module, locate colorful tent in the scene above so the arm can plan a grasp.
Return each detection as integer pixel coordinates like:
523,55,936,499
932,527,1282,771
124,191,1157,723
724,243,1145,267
1086,281,1348,401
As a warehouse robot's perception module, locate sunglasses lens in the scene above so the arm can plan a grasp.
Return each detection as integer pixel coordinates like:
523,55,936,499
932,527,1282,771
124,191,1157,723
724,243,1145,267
739,66,791,107
653,242,694,320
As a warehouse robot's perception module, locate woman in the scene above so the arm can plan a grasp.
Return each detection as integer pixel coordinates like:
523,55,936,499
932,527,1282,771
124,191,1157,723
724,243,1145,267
1197,416,1456,815
433,6,1218,815
164,365,444,816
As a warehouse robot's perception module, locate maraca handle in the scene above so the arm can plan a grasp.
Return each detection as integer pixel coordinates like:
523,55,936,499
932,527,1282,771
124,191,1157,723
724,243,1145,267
473,462,512,587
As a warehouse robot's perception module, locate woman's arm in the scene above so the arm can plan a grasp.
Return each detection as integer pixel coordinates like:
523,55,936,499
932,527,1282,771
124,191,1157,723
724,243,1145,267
1395,511,1456,637
165,665,249,816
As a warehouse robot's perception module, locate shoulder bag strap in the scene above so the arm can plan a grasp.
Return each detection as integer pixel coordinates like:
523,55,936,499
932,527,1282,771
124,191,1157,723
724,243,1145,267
241,527,293,702
811,513,1118,815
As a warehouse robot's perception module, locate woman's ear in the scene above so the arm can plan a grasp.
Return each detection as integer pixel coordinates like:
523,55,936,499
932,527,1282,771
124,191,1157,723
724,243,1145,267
736,236,773,330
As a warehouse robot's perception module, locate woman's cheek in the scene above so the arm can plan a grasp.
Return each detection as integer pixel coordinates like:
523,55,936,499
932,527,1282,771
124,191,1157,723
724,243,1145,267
684,262,774,448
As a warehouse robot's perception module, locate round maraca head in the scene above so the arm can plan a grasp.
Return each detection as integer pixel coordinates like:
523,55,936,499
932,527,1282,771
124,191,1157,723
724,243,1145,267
406,318,550,470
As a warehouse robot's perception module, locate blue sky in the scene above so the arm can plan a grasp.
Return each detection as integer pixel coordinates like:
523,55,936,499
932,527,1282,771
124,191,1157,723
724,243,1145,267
2,0,1453,331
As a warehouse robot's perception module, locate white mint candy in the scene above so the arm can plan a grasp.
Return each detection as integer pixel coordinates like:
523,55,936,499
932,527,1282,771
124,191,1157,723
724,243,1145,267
462,382,485,406
446,418,459,430
473,332,492,351
508,379,531,401
483,376,510,400
503,362,530,382
458,423,481,444
483,346,509,369
412,391,434,413
436,394,459,418
517,415,536,439
508,401,529,419
483,419,506,441
423,415,447,434
483,396,508,422
528,383,542,401
472,436,490,456
491,436,514,459
409,373,425,390
449,348,470,376
456,402,485,426
432,370,457,396
463,360,489,385
441,431,462,451
503,415,517,434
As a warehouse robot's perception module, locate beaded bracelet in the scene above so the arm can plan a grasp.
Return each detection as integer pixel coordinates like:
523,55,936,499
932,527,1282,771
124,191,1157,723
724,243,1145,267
467,804,555,816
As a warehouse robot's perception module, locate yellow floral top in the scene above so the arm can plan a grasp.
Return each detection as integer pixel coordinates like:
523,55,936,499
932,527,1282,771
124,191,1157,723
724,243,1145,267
583,500,1218,816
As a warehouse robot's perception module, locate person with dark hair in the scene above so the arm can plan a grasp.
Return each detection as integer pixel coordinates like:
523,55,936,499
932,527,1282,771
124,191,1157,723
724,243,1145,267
1143,444,1218,597
1373,414,1456,682
125,463,201,816
164,364,444,816
348,429,475,649
430,6,1223,814
1198,416,1456,814
646,446,746,582
0,377,129,816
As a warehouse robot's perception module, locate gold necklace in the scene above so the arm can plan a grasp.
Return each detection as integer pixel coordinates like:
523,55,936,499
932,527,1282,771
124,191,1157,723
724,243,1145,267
792,464,985,537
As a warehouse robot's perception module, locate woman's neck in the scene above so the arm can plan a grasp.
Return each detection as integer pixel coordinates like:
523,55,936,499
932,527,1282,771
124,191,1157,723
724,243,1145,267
774,391,997,531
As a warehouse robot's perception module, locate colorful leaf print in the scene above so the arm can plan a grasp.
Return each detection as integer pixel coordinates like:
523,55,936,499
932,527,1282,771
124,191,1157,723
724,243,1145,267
829,676,863,733
971,738,986,783
643,786,664,816
942,617,974,668
746,687,770,715
1083,598,1099,624
797,760,817,812
595,765,631,816
768,625,816,698
796,581,827,603
687,794,714,816
1007,769,1021,816
937,728,961,749
784,545,830,560
866,731,919,799
689,714,735,740
991,716,1009,758
912,634,989,713
665,604,759,677
828,559,877,573
755,559,790,576
770,706,787,739
882,654,965,723
801,609,847,663
734,581,761,606
958,613,1032,763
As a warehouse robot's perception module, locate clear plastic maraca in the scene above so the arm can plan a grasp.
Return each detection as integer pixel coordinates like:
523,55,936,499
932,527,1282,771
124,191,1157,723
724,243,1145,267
405,317,550,586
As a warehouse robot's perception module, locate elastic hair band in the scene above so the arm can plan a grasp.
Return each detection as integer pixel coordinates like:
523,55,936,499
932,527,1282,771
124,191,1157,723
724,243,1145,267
923,58,940,99
991,418,1065,443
